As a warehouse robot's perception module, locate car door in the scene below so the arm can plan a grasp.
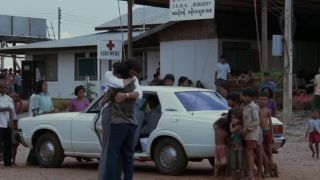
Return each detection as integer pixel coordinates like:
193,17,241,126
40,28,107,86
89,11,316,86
71,96,102,154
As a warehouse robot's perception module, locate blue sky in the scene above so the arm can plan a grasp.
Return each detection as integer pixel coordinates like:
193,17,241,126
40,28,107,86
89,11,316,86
1,0,141,38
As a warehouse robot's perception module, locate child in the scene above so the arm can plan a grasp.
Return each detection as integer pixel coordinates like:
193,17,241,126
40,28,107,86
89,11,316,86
262,87,277,117
213,117,230,177
11,118,19,165
226,92,242,121
259,92,274,166
240,88,260,180
68,85,90,112
306,110,320,159
11,93,23,114
229,110,245,179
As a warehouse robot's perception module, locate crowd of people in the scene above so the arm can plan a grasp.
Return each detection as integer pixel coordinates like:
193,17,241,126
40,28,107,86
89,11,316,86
1,57,320,180
148,65,205,88
0,68,23,96
149,73,205,88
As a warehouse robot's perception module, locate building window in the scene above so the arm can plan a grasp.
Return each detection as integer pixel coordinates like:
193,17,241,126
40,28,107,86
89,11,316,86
75,53,97,81
33,54,58,81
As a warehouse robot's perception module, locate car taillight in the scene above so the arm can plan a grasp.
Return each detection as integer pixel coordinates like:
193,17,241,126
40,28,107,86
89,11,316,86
273,125,283,134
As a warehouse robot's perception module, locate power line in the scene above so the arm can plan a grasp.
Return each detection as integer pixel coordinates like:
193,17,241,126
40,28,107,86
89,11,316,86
63,15,102,24
62,12,105,23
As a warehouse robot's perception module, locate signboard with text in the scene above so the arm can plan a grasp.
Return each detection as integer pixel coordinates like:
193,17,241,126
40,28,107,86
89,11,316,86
170,0,215,21
98,40,122,60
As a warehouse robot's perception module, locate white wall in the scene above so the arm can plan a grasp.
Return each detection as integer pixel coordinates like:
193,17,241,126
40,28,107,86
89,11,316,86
147,51,160,82
160,39,219,89
27,49,112,98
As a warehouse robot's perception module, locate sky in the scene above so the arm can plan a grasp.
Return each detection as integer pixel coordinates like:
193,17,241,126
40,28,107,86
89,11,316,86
1,0,143,68
0,0,139,38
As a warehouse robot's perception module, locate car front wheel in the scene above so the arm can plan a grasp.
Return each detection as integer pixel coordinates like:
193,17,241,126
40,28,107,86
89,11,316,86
153,138,188,175
35,133,64,168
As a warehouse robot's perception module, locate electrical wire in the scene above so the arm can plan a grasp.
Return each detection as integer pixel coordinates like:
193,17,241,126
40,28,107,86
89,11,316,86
253,0,263,75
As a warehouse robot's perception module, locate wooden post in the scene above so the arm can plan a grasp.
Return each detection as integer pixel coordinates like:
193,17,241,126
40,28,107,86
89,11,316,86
283,0,293,122
58,7,61,40
0,41,5,69
261,0,268,72
127,0,133,59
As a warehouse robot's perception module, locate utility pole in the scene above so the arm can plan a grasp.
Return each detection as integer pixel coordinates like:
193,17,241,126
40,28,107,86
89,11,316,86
283,0,293,122
58,7,61,40
127,0,133,59
0,41,5,69
261,0,268,72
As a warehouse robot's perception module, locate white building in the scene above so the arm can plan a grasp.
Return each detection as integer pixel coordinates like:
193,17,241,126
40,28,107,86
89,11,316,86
0,31,141,98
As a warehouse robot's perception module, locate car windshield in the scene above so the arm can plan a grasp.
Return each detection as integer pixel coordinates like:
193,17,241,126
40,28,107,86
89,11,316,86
175,91,229,111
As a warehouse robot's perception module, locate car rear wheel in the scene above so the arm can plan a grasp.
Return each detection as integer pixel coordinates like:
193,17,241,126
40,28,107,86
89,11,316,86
154,138,188,175
35,133,64,168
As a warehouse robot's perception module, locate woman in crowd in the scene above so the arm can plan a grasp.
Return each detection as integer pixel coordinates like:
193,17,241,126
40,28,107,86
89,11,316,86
68,85,90,112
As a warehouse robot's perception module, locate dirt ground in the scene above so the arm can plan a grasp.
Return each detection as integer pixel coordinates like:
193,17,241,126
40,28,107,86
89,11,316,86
1,111,319,180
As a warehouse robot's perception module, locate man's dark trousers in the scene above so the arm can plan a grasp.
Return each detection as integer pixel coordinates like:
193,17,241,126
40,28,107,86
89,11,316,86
106,124,136,180
0,127,12,166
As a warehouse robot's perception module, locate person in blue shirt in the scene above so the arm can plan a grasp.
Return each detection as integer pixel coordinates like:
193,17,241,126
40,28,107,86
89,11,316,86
259,72,277,96
34,80,55,115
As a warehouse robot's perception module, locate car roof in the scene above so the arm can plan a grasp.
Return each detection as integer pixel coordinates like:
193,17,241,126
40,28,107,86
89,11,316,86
140,86,215,93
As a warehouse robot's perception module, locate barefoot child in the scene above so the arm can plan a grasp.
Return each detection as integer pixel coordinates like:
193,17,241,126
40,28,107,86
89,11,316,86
306,110,320,159
259,92,274,167
229,110,245,179
240,88,260,180
214,117,230,177
11,119,19,165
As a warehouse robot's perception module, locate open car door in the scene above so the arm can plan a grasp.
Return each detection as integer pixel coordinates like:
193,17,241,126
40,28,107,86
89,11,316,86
86,94,103,146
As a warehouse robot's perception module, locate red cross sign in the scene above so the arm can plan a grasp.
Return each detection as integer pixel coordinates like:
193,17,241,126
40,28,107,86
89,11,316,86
107,40,115,51
98,40,122,60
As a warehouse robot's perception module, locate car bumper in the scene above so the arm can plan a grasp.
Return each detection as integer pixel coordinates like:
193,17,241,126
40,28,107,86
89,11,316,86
17,130,28,147
273,134,286,150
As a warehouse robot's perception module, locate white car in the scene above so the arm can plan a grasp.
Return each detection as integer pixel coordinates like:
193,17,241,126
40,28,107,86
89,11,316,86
18,86,285,175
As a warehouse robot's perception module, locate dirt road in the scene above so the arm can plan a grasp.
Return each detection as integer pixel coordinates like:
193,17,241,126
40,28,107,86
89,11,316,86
0,140,319,180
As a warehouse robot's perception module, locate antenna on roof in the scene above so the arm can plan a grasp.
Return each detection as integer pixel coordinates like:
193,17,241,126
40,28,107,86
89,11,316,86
47,21,56,40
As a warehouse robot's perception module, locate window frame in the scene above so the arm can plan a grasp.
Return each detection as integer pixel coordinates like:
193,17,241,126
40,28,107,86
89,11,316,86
74,52,98,81
175,91,229,112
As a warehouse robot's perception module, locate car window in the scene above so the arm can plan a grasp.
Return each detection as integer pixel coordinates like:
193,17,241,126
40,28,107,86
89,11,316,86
86,94,103,113
175,91,229,111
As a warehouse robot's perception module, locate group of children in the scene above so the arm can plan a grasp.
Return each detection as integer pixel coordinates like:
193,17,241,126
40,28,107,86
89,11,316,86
214,88,278,180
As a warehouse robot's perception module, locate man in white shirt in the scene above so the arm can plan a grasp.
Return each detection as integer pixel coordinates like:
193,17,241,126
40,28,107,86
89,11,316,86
214,54,231,88
314,67,320,109
0,83,15,166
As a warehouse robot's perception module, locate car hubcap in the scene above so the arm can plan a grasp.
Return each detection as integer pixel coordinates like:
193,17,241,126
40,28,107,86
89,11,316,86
40,141,55,162
159,145,177,169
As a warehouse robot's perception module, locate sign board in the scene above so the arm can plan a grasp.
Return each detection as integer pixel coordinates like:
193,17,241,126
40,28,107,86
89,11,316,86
170,0,215,21
98,40,122,60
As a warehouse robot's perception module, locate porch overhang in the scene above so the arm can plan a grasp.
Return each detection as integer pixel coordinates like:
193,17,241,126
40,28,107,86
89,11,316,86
121,0,320,13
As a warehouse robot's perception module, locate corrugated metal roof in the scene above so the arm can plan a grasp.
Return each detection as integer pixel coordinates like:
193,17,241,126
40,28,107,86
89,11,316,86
0,31,142,53
95,7,169,30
